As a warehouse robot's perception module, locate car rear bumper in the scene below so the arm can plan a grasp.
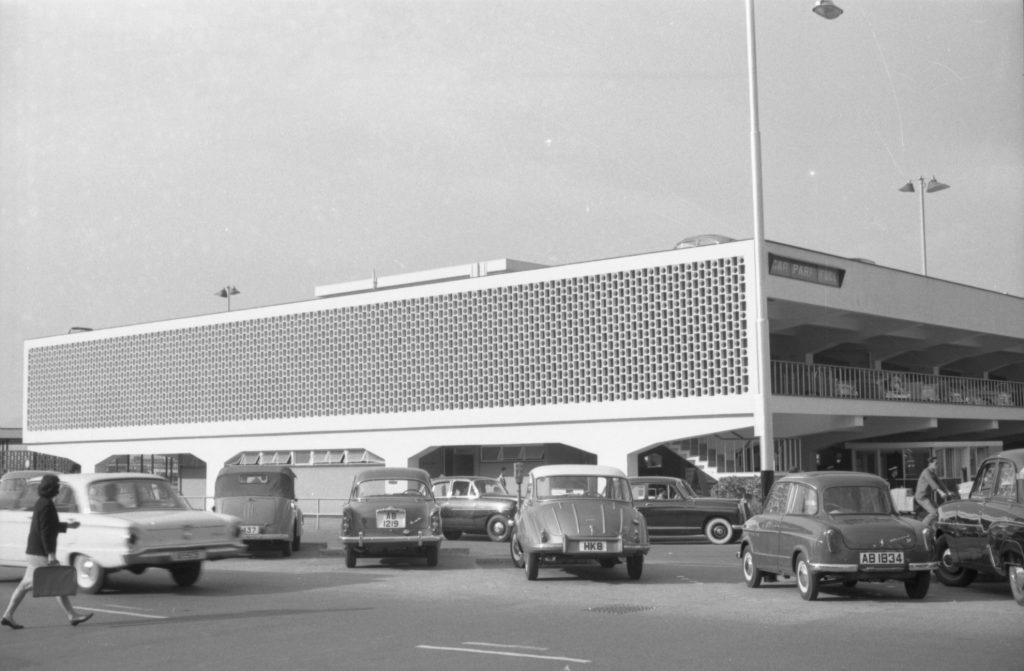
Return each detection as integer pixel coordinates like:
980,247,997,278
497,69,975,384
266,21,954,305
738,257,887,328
123,542,248,565
810,561,939,573
340,532,443,549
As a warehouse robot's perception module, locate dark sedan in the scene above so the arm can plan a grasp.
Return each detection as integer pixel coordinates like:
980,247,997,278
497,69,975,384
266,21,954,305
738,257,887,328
430,476,516,542
935,448,1024,606
629,476,749,544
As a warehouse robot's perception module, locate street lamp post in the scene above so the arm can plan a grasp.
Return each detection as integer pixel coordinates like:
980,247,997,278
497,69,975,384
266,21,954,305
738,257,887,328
747,0,842,496
898,176,950,276
216,285,240,311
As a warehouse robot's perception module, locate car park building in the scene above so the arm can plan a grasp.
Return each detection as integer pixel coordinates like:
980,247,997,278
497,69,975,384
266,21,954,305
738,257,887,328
19,239,1024,504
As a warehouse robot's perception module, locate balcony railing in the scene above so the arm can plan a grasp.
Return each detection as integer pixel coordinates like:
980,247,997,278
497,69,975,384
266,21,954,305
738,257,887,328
771,361,1023,407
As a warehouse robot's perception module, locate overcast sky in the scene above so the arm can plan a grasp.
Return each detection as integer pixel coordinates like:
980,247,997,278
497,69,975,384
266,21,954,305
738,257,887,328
2,0,1022,427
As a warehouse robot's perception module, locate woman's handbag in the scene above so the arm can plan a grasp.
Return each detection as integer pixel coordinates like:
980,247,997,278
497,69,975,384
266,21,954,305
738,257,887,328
32,565,78,597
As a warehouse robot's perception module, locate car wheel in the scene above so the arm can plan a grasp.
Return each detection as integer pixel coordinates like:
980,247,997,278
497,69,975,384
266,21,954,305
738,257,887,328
72,554,106,594
705,517,734,545
345,546,357,568
425,545,439,567
904,570,931,599
741,546,763,588
169,561,202,588
486,514,512,542
525,552,539,580
626,554,644,580
443,530,463,541
795,552,820,601
935,535,977,587
509,531,525,569
1008,564,1024,607
292,525,301,552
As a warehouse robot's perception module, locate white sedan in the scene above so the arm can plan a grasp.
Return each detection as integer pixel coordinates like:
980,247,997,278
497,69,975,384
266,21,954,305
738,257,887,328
0,472,246,593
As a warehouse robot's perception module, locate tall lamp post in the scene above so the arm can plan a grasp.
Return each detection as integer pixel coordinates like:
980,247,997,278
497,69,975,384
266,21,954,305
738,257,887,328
216,285,240,311
747,0,842,496
898,176,950,276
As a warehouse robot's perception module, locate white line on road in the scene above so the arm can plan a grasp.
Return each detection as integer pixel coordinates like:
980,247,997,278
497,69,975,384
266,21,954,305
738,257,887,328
417,645,590,664
462,641,550,651
79,606,168,620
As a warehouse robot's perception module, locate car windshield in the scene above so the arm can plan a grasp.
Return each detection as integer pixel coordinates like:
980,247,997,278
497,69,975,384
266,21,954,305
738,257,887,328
88,479,190,513
822,485,893,515
354,478,429,498
534,475,632,501
215,472,295,499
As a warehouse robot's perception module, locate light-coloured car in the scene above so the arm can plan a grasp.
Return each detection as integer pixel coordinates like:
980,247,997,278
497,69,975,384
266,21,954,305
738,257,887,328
510,464,650,580
340,467,443,568
214,465,304,556
0,473,245,593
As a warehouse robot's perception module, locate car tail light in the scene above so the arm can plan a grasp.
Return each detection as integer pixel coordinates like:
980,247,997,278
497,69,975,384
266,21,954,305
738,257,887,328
824,528,841,554
341,512,352,535
430,510,441,534
923,527,934,553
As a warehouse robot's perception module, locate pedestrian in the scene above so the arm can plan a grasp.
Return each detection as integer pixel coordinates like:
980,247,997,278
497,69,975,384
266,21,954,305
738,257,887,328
1,474,93,630
914,456,951,527
498,467,509,491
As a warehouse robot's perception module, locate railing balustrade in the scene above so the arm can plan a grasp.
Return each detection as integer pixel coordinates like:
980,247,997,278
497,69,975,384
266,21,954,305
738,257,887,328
771,361,1022,407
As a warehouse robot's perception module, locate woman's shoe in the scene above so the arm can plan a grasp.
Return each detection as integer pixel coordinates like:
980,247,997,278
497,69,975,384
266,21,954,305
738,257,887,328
70,613,93,627
1,617,24,630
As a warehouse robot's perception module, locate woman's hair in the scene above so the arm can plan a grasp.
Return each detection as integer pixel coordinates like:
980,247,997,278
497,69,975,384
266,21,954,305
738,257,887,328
37,474,61,498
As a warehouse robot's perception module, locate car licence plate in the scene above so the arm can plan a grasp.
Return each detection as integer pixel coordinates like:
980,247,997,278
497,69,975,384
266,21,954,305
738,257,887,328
859,551,904,566
241,526,260,536
571,540,620,553
376,509,405,529
171,550,206,561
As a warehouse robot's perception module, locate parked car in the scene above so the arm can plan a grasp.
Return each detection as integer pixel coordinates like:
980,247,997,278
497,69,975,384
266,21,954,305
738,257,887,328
629,476,749,544
739,471,937,601
339,467,442,568
0,473,246,593
510,464,650,580
935,448,1024,606
430,476,516,542
214,465,304,556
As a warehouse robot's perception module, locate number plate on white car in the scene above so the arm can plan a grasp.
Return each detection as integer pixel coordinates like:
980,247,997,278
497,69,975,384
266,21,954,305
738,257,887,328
171,550,206,561
859,551,904,565
241,526,260,536
376,509,405,529
570,540,621,553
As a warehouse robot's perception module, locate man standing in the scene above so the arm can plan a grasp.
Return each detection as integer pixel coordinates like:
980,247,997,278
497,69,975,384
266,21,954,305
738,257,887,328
915,456,951,527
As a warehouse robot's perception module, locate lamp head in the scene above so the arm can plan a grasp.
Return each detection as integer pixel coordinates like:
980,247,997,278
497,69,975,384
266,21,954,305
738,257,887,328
898,181,915,193
925,177,950,193
812,0,844,20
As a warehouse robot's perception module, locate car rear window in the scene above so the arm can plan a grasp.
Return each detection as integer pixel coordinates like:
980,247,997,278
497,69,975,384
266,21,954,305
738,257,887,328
822,486,892,515
533,475,631,501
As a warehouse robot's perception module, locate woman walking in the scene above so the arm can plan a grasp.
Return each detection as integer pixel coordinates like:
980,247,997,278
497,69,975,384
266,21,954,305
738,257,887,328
1,474,93,629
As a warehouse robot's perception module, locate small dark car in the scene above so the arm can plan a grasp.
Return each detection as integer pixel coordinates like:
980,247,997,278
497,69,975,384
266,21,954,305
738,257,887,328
629,476,749,544
935,448,1024,606
740,471,937,601
214,465,304,556
340,467,442,568
430,476,517,542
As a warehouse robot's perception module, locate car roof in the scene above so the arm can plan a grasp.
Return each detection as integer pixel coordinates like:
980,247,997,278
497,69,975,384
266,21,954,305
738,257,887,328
433,475,498,482
0,470,56,481
983,449,1024,468
774,471,888,487
42,473,169,485
529,464,627,479
355,467,431,482
217,465,296,478
628,476,684,484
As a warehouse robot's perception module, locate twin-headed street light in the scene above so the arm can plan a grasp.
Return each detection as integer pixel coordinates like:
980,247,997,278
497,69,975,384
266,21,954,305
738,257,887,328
899,177,951,276
216,285,240,311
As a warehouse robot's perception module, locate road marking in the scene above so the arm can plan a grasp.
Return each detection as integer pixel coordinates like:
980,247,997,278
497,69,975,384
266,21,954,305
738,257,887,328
78,606,168,620
462,642,550,651
417,645,590,664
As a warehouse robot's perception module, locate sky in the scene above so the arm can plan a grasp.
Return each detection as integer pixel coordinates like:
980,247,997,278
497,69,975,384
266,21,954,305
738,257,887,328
1,0,1022,427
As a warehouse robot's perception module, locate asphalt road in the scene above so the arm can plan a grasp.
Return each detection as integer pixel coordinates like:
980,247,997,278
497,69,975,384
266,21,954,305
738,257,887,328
1,534,1020,671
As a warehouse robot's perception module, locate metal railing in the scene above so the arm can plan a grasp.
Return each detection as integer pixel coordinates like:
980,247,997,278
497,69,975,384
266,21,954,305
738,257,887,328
771,361,1023,407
